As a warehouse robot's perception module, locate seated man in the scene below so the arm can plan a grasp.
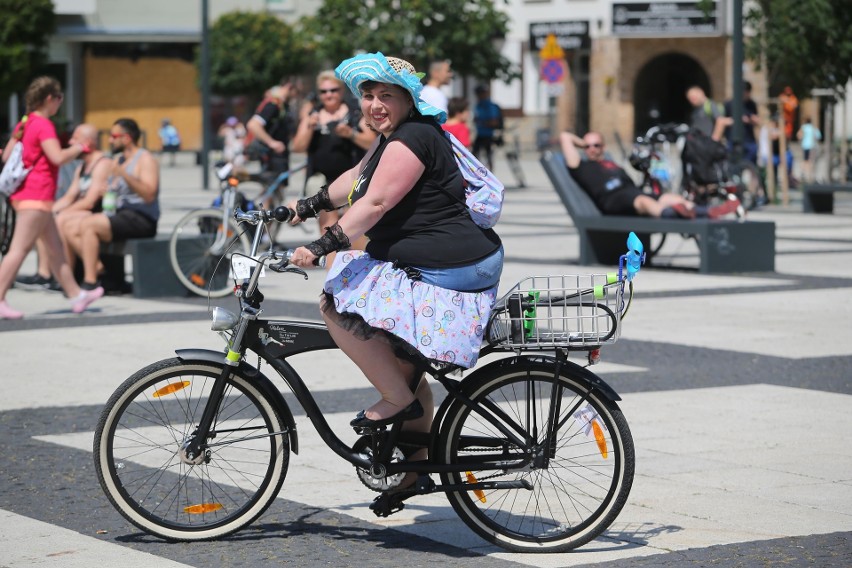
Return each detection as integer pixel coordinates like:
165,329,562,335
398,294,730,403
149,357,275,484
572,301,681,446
55,123,111,267
72,118,160,291
560,131,741,219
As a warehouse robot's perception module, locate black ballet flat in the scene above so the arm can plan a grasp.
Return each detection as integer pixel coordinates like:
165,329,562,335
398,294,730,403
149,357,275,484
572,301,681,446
350,399,424,429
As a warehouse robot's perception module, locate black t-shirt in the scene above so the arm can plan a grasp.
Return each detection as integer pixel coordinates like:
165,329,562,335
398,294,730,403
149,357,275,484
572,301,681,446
308,106,365,181
570,159,640,214
349,117,500,267
255,100,291,171
256,100,291,144
724,98,758,143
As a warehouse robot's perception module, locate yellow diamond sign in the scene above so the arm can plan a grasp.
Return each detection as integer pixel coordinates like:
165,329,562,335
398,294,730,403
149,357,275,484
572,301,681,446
539,33,565,60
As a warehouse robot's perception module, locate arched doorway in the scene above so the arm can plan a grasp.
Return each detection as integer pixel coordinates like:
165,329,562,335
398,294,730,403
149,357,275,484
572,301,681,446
633,52,710,136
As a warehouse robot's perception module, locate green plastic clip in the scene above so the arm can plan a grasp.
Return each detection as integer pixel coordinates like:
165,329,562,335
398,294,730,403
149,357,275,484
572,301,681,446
523,290,539,338
594,273,619,299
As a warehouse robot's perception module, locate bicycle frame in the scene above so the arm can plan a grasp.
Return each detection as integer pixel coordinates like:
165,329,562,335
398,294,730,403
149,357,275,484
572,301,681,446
178,210,573,492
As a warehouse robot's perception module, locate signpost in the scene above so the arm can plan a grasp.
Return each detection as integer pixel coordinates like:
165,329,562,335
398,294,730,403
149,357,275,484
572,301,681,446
538,34,566,145
539,33,566,95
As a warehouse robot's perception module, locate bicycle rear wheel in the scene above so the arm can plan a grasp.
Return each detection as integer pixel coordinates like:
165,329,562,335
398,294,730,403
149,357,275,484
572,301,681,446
169,207,250,297
437,360,634,552
732,160,765,210
94,358,290,541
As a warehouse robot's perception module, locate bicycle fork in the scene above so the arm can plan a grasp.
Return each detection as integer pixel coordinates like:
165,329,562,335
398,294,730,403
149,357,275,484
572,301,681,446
179,364,232,465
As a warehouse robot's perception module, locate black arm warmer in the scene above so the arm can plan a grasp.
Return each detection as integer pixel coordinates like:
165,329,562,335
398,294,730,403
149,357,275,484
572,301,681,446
295,185,334,219
305,223,351,257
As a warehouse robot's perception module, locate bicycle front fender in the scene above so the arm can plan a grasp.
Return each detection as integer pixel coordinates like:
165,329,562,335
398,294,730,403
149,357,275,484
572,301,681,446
175,348,299,454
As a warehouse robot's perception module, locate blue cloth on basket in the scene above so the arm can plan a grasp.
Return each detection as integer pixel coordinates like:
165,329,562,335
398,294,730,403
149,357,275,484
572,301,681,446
323,250,498,369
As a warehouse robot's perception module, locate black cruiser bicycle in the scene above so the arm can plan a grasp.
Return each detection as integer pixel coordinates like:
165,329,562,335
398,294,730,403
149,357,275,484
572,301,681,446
94,206,645,553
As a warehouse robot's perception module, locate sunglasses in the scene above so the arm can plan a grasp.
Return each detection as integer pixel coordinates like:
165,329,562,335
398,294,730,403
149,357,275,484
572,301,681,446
110,132,127,139
587,143,603,148
319,88,340,94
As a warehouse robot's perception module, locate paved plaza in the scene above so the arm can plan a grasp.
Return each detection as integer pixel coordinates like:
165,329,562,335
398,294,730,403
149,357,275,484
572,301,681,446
1,149,851,567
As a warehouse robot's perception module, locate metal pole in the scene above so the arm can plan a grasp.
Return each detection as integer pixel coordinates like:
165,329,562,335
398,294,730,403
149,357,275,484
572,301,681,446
730,0,744,162
201,0,211,189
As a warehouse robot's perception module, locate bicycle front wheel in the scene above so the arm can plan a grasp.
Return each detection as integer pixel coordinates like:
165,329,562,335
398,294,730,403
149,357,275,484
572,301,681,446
169,208,251,297
437,360,634,552
94,358,290,541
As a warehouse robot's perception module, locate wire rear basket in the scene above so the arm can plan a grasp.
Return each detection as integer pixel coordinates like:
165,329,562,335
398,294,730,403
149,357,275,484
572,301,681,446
487,273,627,350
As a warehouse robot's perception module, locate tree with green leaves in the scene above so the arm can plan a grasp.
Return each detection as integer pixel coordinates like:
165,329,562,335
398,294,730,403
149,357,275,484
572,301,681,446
0,0,56,101
202,11,309,96
745,0,852,98
301,0,516,82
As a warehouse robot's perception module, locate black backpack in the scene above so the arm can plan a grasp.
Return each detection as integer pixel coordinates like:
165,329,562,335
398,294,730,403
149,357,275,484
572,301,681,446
0,195,15,255
681,128,727,185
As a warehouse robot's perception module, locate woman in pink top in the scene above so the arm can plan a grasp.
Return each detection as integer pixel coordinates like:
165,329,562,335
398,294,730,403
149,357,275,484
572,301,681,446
0,76,103,319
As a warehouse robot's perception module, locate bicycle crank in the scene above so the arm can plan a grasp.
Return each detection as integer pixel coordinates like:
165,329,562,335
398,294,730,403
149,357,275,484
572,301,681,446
352,436,406,492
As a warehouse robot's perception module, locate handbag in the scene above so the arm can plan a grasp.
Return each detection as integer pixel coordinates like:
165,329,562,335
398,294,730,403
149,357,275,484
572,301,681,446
444,131,504,229
0,141,31,196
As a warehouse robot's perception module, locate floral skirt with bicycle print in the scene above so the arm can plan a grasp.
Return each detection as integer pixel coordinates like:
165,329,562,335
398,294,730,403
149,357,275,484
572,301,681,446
322,250,498,369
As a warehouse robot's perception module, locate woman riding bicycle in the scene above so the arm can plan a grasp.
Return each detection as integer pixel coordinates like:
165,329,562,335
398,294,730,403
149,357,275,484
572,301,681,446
287,53,504,483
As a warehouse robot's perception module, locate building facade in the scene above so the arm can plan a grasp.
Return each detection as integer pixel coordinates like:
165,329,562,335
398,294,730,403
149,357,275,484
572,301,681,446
6,0,321,150
492,0,775,148
8,0,846,156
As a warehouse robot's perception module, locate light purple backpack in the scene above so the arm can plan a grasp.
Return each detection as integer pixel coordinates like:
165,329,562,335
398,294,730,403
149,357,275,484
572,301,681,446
444,131,505,229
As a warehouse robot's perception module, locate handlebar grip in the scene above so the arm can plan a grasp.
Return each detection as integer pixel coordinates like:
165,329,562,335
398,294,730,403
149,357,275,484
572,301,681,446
281,249,327,268
272,206,295,222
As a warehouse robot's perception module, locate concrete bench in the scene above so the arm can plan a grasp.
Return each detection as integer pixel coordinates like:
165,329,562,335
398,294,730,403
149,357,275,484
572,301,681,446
802,183,852,213
540,151,776,274
99,236,189,298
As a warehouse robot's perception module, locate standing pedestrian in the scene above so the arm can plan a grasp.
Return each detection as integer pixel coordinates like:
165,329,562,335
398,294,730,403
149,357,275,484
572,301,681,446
0,77,102,319
472,85,504,170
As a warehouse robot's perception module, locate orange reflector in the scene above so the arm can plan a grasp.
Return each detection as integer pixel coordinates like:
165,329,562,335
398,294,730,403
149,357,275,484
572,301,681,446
153,381,191,398
183,503,223,514
190,273,205,286
228,177,239,187
466,471,486,503
592,420,608,458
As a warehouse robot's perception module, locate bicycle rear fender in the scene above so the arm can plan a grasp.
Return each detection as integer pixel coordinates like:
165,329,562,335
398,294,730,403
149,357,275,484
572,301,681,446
175,348,299,454
462,355,622,403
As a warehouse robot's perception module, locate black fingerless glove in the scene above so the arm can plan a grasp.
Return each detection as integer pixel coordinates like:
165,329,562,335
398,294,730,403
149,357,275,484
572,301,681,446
296,185,333,219
305,223,351,256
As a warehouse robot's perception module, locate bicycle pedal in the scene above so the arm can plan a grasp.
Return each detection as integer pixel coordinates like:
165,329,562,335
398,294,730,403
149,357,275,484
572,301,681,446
369,492,408,518
352,425,387,436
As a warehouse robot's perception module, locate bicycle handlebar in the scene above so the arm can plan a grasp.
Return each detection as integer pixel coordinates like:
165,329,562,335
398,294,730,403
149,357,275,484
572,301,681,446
640,123,689,144
234,206,295,225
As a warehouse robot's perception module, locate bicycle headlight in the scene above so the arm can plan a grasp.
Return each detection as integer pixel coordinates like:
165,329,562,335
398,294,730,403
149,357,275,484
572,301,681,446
210,307,239,331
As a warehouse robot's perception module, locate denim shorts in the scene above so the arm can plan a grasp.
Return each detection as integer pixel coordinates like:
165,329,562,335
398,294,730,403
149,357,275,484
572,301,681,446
414,246,503,292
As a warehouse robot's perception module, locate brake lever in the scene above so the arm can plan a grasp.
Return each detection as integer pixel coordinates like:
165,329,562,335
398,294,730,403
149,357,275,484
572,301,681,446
269,258,309,279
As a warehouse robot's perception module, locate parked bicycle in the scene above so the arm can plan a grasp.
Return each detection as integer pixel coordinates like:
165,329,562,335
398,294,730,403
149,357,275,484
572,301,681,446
95,205,646,553
629,123,689,196
168,161,306,298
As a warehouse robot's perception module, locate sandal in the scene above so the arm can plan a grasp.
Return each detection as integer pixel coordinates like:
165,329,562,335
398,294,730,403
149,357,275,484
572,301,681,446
350,399,424,429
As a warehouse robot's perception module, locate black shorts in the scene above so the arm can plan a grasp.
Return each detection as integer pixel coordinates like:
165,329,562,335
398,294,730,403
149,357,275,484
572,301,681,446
110,208,158,240
600,187,646,215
